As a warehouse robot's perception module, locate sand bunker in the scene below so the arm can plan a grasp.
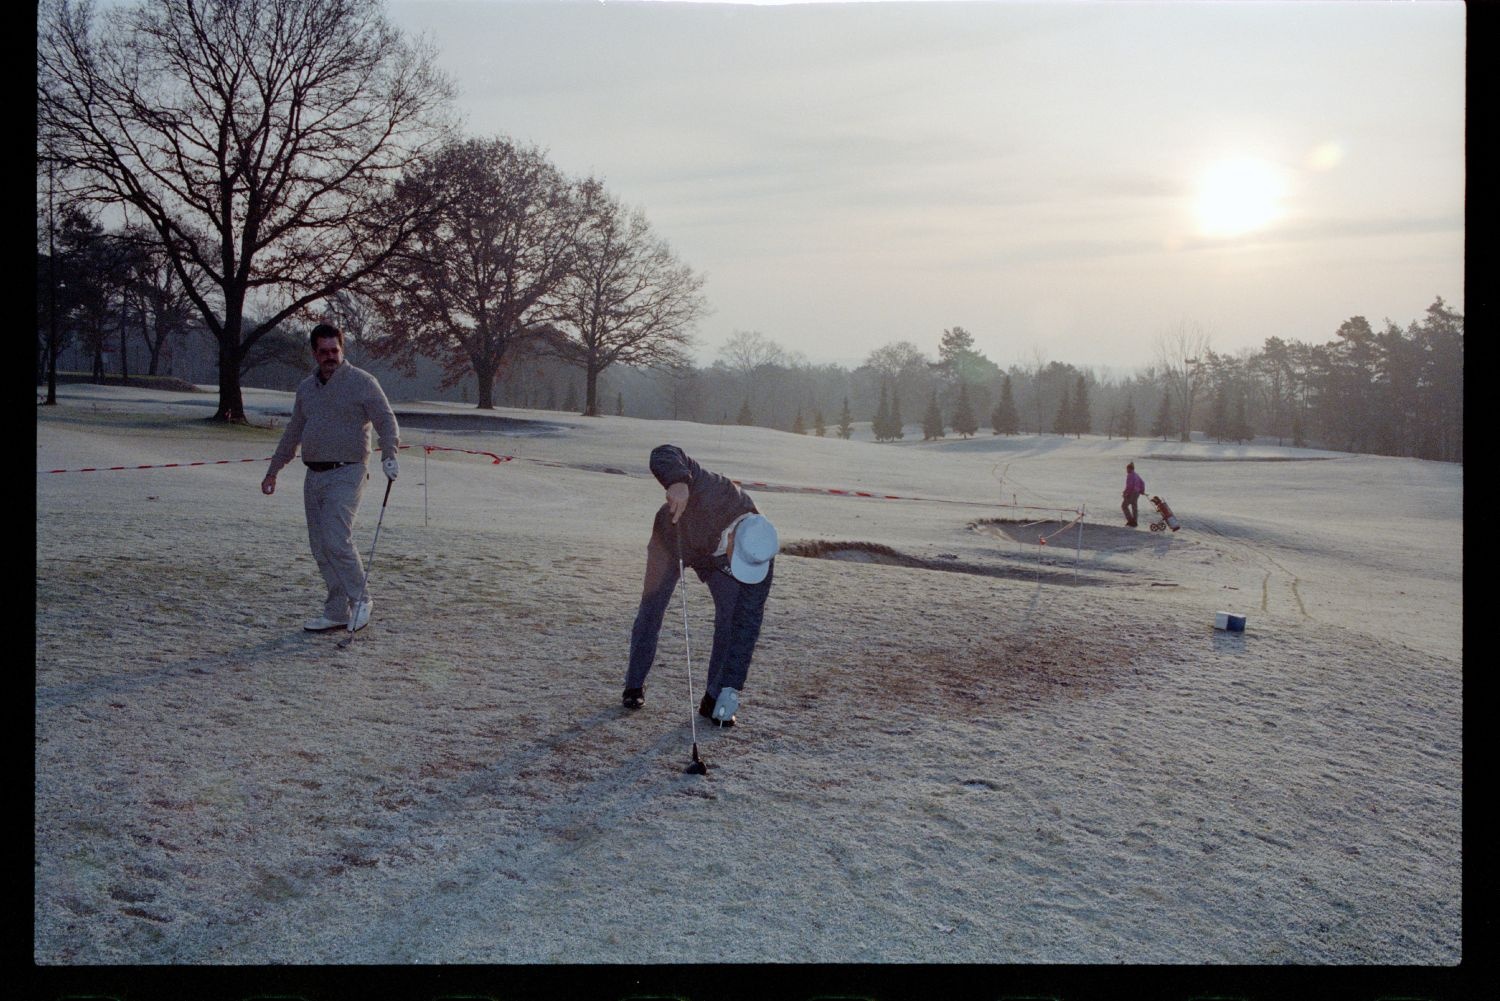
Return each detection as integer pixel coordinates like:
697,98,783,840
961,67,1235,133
782,539,1115,585
969,517,1188,553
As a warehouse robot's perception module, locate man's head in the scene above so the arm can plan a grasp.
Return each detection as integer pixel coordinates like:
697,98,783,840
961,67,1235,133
1126,462,1135,471
310,323,344,379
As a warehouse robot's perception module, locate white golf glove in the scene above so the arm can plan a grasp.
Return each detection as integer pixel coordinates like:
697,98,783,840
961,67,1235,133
382,456,399,481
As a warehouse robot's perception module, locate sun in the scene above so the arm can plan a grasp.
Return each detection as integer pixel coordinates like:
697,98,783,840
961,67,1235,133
1194,157,1285,239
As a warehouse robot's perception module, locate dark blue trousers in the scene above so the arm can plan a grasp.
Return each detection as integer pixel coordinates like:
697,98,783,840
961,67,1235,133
624,533,773,699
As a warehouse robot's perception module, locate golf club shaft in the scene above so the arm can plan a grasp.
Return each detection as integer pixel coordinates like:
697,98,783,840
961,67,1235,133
339,477,393,648
359,477,394,603
678,525,699,747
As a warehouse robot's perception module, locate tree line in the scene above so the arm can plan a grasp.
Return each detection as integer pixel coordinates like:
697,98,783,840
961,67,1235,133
38,0,1462,464
38,0,703,421
594,307,1460,463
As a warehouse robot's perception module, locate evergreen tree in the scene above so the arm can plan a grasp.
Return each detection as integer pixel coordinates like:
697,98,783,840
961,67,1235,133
1053,384,1071,435
1151,390,1174,440
1120,397,1137,439
873,383,891,442
1233,391,1251,443
792,408,806,435
838,396,854,439
889,390,904,440
952,382,978,437
991,373,1019,434
1071,374,1091,437
615,392,624,416
813,408,826,437
1209,388,1229,441
736,398,753,425
923,389,945,440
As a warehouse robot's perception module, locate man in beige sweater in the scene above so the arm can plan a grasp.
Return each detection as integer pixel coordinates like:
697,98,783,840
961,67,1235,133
261,323,400,633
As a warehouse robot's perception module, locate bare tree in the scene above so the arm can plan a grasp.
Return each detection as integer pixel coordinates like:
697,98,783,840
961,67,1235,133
1154,321,1212,442
864,340,932,426
656,362,704,421
720,329,787,374
865,340,926,380
52,205,133,384
38,0,454,421
240,320,313,386
38,163,72,403
718,330,787,417
1023,346,1048,433
552,182,705,416
118,224,195,376
365,136,585,409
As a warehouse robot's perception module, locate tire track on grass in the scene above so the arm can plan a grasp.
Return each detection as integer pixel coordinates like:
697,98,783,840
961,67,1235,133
211,701,721,960
1195,517,1310,620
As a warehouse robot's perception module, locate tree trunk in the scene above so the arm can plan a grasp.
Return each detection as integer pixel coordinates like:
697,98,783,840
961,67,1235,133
583,360,601,417
143,297,159,377
45,331,59,406
212,320,247,421
119,294,130,384
213,350,247,421
475,357,496,410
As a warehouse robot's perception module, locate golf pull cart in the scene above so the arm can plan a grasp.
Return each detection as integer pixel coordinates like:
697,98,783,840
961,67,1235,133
1148,494,1180,533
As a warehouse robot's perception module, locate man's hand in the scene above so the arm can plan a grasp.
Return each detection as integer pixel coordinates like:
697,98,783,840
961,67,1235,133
262,474,276,496
382,456,399,481
665,481,690,523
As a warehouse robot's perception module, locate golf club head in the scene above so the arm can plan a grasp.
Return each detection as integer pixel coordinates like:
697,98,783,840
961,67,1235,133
684,744,708,774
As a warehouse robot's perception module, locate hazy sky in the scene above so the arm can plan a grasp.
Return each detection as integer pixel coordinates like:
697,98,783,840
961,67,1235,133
387,0,1465,373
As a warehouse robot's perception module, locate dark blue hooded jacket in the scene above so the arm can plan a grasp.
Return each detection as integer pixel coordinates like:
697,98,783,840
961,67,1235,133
648,444,758,575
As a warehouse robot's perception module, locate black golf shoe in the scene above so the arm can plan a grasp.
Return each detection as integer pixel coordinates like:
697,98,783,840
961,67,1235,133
622,687,645,710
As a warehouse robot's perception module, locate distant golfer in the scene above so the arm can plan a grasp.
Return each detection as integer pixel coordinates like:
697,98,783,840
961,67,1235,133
623,445,777,727
1122,461,1145,527
261,323,400,633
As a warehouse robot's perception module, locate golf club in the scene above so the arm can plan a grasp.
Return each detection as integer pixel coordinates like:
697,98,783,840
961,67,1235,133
337,477,393,651
678,524,707,775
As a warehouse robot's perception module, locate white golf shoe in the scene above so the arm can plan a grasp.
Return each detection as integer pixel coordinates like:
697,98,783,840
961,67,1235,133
303,615,348,632
349,599,373,632
712,688,741,725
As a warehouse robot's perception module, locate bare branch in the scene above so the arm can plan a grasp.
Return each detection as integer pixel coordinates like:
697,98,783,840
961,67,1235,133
38,0,455,420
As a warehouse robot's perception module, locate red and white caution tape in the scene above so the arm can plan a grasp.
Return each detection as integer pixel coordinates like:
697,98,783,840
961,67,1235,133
40,449,1062,521
1037,512,1085,545
733,478,1022,508
734,479,911,500
41,456,269,474
420,444,513,464
40,442,516,475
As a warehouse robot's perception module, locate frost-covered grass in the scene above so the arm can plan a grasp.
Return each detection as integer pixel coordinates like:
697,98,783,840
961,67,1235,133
36,383,1461,968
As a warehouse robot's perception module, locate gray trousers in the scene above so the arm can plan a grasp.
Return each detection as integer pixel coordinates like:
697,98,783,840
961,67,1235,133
303,462,368,621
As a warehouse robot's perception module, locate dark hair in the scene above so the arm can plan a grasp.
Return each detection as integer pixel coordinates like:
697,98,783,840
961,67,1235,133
1126,462,1135,469
309,323,343,351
